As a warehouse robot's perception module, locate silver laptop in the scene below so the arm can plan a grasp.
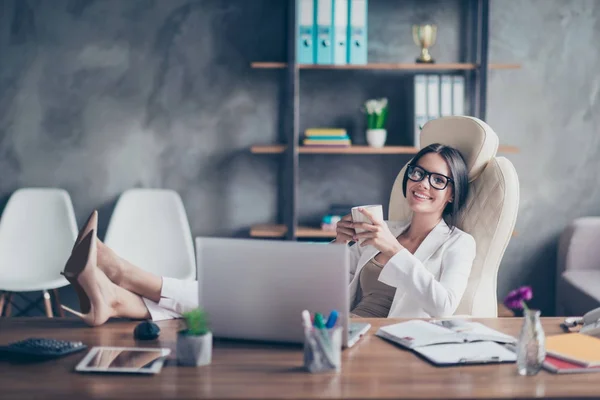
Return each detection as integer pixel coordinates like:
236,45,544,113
195,237,370,347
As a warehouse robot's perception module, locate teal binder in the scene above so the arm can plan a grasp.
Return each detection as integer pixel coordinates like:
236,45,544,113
348,0,367,64
332,0,348,65
297,0,316,64
316,0,334,64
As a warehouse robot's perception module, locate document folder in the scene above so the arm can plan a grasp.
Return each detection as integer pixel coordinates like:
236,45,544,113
332,0,348,65
297,0,316,64
348,0,367,64
316,0,334,64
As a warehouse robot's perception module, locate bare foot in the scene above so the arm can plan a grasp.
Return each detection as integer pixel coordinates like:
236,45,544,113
62,230,118,326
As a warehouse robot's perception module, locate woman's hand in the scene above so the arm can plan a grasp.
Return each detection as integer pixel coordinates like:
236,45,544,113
353,207,404,261
334,214,355,244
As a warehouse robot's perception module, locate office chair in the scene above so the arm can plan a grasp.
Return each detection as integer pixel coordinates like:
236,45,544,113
388,116,519,317
0,188,78,317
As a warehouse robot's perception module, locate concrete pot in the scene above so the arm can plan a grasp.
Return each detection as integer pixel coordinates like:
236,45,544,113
176,331,212,366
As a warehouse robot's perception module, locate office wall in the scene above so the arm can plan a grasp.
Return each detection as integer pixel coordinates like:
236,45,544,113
0,0,598,315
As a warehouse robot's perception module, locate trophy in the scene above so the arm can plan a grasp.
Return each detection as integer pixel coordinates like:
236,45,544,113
412,24,437,63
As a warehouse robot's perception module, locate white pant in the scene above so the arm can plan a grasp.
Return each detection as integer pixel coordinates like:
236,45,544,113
142,277,198,320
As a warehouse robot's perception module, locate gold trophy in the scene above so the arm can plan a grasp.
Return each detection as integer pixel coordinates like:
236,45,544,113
412,24,437,63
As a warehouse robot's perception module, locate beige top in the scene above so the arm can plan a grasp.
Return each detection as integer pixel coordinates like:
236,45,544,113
350,257,396,318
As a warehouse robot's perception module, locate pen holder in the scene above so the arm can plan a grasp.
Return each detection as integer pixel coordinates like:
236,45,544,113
303,326,342,373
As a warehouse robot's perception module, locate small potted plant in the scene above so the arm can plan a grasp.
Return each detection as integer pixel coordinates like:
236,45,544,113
364,98,388,148
176,307,212,366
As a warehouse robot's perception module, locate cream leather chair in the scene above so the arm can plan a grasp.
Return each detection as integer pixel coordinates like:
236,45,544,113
388,116,519,317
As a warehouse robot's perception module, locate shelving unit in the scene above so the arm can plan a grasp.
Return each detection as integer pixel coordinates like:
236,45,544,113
250,0,519,240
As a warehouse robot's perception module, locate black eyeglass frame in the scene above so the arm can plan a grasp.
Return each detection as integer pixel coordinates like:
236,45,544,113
407,164,454,191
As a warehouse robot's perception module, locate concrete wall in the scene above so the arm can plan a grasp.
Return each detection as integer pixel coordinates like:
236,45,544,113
1,0,598,315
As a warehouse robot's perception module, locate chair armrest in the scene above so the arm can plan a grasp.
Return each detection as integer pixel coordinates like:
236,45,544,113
558,217,600,276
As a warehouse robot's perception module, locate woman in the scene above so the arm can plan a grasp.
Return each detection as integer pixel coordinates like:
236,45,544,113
335,143,475,318
63,143,474,326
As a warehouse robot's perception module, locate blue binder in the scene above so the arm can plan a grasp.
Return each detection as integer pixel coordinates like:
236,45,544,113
316,0,334,64
332,0,348,65
348,0,367,64
296,0,316,64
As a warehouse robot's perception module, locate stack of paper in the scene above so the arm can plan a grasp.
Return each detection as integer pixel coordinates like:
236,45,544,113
303,128,351,147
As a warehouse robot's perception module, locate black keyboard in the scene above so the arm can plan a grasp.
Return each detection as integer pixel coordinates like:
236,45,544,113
0,338,87,360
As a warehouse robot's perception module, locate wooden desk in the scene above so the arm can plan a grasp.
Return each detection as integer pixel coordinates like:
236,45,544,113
0,317,598,399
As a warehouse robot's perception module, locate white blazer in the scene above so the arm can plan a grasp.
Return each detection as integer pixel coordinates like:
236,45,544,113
349,219,476,318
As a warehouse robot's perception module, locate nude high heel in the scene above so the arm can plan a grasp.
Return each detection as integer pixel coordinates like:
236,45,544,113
62,210,98,314
60,229,111,326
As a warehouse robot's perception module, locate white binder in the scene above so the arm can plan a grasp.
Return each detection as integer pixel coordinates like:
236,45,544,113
332,0,348,65
452,75,465,115
440,75,453,117
414,74,427,147
426,75,440,120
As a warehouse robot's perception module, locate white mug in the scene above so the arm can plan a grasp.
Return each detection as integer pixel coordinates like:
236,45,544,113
351,205,384,237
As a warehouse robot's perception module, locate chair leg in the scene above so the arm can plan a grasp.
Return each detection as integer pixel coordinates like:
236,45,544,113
43,290,54,318
0,292,5,317
52,289,65,317
4,293,13,317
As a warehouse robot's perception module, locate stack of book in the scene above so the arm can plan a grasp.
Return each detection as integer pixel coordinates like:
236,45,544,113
543,333,600,374
303,128,351,148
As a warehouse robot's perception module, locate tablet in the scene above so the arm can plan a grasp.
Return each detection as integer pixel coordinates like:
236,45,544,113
75,346,171,374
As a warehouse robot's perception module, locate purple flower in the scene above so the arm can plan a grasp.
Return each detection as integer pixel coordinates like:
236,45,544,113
503,286,533,310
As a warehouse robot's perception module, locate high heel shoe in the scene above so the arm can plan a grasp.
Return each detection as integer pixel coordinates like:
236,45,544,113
62,210,98,314
60,229,112,326
73,210,98,252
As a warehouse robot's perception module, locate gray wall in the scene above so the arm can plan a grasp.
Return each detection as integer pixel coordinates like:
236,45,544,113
0,0,598,316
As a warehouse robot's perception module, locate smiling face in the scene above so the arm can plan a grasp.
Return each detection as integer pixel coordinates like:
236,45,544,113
405,153,454,217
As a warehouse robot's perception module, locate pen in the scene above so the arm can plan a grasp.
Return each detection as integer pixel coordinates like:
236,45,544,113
313,313,336,368
325,310,338,329
302,310,312,329
314,313,326,329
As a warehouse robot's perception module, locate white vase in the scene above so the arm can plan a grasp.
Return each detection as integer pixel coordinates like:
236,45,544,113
366,129,387,148
177,331,213,366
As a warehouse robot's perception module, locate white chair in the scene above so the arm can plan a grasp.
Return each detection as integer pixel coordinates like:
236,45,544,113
104,189,196,281
0,188,78,317
388,116,519,317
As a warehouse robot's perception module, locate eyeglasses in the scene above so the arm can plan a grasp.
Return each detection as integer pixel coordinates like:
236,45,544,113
407,164,453,190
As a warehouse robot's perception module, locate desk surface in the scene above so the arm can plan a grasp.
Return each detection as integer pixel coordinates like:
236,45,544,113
0,317,597,399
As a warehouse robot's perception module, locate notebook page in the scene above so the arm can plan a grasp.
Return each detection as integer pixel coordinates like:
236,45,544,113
376,320,457,348
415,341,516,365
432,319,516,344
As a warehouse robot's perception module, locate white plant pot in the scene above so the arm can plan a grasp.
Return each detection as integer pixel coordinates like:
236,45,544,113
177,331,212,367
366,129,387,148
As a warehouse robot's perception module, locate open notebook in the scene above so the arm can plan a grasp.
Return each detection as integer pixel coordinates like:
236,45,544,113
376,319,517,366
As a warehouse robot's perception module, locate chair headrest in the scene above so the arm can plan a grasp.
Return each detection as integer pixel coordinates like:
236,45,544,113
420,116,499,182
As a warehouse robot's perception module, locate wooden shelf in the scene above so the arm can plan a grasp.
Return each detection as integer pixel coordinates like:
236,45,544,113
251,62,520,71
251,145,519,154
250,224,336,238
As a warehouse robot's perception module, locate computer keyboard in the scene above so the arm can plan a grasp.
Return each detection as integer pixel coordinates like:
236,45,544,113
0,338,87,360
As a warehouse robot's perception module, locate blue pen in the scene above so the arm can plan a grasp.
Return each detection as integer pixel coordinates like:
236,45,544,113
325,310,338,329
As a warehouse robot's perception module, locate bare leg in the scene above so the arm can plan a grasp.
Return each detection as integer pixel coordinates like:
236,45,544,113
96,239,163,303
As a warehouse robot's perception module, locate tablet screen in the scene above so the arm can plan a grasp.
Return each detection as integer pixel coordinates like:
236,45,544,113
76,347,171,374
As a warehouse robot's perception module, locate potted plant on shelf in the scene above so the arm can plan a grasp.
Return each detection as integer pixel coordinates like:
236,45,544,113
176,307,212,366
364,98,388,148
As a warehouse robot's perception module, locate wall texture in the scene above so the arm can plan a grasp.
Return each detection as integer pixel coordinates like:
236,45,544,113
0,0,598,315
